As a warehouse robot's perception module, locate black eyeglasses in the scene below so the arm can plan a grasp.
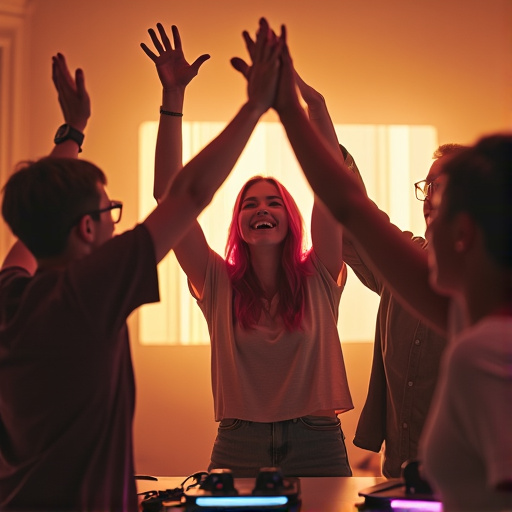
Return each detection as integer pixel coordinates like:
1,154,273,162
87,200,123,223
67,200,123,233
414,180,440,201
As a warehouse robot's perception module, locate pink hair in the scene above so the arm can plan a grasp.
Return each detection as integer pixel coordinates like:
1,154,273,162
225,176,310,331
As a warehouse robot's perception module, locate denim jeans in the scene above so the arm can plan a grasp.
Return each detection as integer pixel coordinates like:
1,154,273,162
208,416,352,477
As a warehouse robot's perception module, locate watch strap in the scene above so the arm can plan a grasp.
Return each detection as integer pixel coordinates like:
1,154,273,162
54,124,84,152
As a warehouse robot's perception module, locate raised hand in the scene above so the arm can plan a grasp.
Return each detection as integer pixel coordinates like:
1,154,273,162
232,21,299,116
230,29,255,79
272,28,302,116
237,18,283,114
230,23,279,80
141,23,210,91
51,53,90,131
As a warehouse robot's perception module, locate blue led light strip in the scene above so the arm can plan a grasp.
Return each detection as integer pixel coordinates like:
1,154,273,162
196,495,289,507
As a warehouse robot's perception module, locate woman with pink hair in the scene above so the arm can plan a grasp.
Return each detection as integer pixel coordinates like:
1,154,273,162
143,19,353,477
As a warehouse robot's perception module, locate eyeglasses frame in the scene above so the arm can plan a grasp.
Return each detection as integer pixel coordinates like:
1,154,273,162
68,200,124,232
86,200,123,224
414,179,439,202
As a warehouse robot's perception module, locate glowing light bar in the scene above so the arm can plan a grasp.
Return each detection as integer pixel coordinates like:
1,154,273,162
195,495,289,507
391,499,442,511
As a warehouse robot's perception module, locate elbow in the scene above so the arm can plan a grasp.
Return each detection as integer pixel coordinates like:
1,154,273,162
175,183,214,214
189,185,214,212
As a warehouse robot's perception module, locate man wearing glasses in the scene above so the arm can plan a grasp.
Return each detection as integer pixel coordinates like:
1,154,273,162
0,19,279,511
343,144,464,478
0,52,170,512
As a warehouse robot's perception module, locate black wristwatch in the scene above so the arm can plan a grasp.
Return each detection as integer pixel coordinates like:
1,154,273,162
54,124,84,153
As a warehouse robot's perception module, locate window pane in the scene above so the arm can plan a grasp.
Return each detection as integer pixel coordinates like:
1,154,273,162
138,122,436,345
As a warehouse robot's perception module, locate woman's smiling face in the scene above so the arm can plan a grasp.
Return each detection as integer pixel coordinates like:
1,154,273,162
238,180,289,247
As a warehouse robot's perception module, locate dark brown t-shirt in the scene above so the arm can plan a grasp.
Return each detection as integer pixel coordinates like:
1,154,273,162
0,224,159,511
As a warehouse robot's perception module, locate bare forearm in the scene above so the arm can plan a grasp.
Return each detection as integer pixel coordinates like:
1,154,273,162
280,105,356,222
49,140,81,159
279,104,450,333
154,88,185,201
145,101,264,263
307,98,344,164
169,101,261,204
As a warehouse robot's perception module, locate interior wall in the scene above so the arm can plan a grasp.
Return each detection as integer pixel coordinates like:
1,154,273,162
1,0,510,477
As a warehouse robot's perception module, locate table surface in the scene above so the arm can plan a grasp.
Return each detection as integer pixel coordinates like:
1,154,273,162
137,475,386,512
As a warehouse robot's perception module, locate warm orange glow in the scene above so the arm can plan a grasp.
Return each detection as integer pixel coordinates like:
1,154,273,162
138,122,436,345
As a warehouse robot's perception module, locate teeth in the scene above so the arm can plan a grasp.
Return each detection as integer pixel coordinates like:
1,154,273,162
254,221,274,229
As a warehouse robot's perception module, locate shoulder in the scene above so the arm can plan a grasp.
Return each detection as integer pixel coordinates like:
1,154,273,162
308,249,346,283
304,249,322,275
450,317,512,376
66,224,159,294
456,316,512,349
304,250,346,301
0,265,31,292
88,224,156,266
205,248,226,276
0,266,39,327
112,223,154,250
0,265,30,281
196,248,228,298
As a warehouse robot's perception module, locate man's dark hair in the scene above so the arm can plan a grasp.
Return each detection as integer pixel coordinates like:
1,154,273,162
441,134,512,268
433,143,466,160
2,157,106,259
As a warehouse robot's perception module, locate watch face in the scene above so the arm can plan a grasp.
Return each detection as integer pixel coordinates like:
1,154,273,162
55,124,70,140
54,124,83,151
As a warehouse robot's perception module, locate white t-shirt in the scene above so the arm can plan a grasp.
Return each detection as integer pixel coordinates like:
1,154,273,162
421,316,512,511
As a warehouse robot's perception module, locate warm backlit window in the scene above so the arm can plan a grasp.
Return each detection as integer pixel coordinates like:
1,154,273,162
138,122,436,345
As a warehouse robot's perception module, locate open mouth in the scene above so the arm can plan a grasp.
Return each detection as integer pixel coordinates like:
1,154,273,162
251,220,276,230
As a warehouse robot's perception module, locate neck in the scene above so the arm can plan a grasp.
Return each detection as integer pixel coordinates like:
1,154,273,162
463,268,512,325
249,244,282,298
37,255,71,271
37,242,89,272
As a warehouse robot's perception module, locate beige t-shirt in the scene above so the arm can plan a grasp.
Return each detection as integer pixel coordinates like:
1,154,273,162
193,249,353,423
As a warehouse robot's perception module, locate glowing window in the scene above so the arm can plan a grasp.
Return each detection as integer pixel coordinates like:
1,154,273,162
138,122,437,345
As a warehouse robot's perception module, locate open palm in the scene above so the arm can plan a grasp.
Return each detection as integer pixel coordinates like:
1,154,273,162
141,23,210,90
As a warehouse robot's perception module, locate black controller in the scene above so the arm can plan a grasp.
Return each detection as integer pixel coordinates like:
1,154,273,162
184,467,301,511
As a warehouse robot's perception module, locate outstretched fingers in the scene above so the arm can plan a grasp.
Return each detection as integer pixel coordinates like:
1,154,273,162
272,25,303,115
141,22,210,89
242,30,255,60
230,57,250,78
157,22,174,52
140,40,158,61
52,53,74,92
270,24,285,62
148,29,165,55
170,25,182,51
50,53,90,129
140,23,172,61
191,53,211,74
244,18,284,113
74,68,87,99
253,18,271,61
